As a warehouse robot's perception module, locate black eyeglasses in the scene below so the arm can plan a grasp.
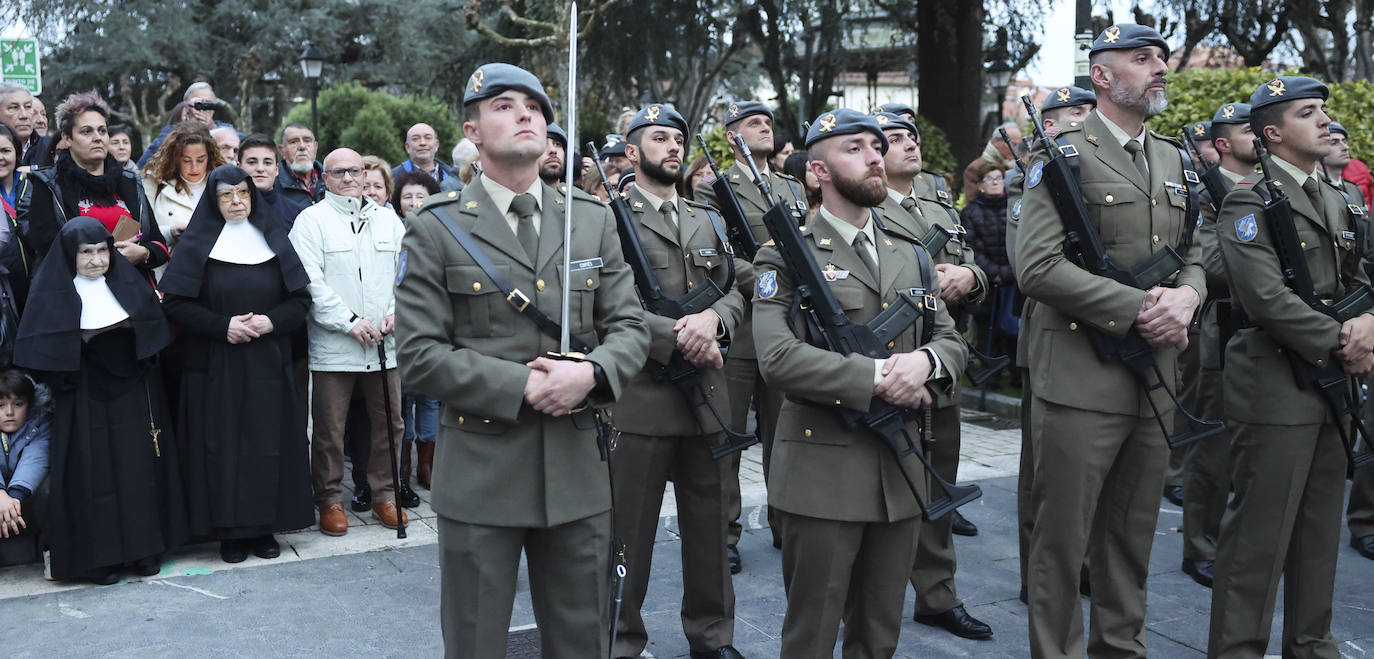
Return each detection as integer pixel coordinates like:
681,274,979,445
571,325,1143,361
325,167,364,179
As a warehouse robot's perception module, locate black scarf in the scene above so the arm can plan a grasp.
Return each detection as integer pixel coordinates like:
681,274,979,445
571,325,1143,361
159,165,311,298
15,217,170,372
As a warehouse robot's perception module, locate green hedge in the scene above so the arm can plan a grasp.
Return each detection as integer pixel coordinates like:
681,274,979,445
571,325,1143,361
1147,66,1374,161
281,82,461,168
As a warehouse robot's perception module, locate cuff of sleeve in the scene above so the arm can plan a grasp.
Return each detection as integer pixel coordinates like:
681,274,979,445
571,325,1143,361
873,358,886,386
922,348,945,380
7,486,29,502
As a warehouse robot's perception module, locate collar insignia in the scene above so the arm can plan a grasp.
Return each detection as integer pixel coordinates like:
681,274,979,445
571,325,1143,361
465,201,478,208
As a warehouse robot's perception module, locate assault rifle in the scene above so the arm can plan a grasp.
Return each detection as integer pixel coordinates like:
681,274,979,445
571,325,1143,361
1252,138,1374,469
696,135,762,260
734,134,981,521
1181,127,1232,213
1021,94,1225,448
587,143,758,459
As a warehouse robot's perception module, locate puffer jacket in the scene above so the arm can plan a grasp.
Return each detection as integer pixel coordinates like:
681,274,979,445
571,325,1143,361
1,383,51,500
961,192,1013,286
288,191,405,372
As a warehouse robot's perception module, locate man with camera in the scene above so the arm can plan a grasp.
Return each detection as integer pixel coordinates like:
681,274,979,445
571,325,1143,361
137,82,239,168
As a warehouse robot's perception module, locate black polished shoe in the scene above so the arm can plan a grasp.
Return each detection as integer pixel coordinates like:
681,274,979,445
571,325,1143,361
1162,484,1184,507
914,604,993,640
726,544,742,574
1182,558,1214,588
251,535,281,560
951,510,979,537
220,540,249,564
689,646,745,659
397,479,421,509
133,555,162,577
351,484,372,512
88,566,121,586
1351,533,1374,560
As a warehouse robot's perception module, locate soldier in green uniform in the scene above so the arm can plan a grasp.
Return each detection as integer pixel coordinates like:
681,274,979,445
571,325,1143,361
1006,85,1096,603
1326,120,1374,561
1180,101,1257,588
1210,75,1374,657
1015,24,1206,657
608,103,749,659
393,63,650,658
754,108,966,657
693,100,807,568
869,111,992,640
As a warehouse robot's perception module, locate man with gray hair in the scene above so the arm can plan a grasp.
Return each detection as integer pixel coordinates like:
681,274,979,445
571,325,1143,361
0,82,38,164
137,81,238,168
211,125,240,165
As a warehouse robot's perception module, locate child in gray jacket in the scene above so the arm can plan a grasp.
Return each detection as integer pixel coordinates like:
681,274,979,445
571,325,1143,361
0,368,49,565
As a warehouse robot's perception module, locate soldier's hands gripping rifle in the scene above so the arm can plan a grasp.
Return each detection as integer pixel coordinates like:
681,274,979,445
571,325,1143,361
587,143,758,459
1182,127,1232,213
735,134,981,521
1252,137,1374,469
696,135,762,261
1021,94,1225,448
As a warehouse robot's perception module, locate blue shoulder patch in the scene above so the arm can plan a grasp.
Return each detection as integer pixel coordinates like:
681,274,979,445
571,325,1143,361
1234,214,1257,242
1027,161,1044,189
1011,198,1022,220
395,249,408,285
757,270,778,299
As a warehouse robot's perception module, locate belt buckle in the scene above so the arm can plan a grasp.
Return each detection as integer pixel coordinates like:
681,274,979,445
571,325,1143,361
506,288,531,312
924,294,938,311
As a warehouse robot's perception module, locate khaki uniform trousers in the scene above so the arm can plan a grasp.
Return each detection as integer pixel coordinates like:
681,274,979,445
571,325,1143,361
723,355,784,546
1182,363,1230,561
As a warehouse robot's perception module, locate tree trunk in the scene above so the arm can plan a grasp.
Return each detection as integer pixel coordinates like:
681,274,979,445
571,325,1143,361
918,0,985,172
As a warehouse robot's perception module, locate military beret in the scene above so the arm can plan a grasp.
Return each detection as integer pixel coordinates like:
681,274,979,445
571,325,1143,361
1330,121,1348,137
546,123,568,147
1089,23,1170,59
724,100,773,126
804,109,888,154
1188,121,1213,142
876,102,917,119
462,63,554,122
626,103,689,139
599,140,627,159
1041,85,1097,113
872,111,919,138
1249,75,1329,111
1210,102,1251,125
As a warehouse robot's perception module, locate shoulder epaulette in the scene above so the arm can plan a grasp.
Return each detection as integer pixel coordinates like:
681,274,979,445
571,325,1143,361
1055,121,1086,136
418,188,465,212
569,186,602,204
683,198,712,211
1151,131,1184,148
774,171,801,183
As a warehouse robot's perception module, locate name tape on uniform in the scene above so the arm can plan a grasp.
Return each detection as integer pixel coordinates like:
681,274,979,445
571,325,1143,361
571,257,604,271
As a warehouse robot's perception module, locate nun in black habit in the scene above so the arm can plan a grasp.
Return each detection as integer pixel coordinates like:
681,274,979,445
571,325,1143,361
15,217,186,585
160,166,313,564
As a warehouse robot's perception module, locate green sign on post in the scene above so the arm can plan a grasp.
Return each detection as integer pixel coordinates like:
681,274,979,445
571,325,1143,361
0,40,41,95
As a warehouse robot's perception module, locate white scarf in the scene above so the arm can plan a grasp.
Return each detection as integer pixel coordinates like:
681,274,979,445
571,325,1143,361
73,275,131,330
208,218,275,265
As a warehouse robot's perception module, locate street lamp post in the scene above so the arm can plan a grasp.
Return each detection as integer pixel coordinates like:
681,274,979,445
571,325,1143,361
299,41,324,138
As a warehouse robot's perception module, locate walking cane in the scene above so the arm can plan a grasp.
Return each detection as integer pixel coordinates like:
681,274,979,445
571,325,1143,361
376,341,407,540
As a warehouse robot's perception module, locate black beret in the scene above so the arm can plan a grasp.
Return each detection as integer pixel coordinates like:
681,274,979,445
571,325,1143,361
1041,85,1097,113
1210,102,1251,125
1089,23,1170,59
599,140,627,159
872,111,919,138
462,63,554,122
546,123,568,147
725,101,773,126
804,109,888,155
1249,76,1329,111
625,103,689,139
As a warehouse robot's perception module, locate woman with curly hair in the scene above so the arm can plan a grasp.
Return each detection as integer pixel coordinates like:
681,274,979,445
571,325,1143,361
142,121,225,248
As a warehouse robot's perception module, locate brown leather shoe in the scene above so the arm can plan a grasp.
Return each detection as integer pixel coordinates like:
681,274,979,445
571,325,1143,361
372,501,409,529
319,502,348,536
417,442,435,489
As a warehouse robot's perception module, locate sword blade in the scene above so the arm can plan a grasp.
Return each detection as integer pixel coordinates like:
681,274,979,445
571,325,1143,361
560,0,578,355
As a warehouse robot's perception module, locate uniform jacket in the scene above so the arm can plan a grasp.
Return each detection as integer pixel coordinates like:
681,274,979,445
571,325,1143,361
288,191,406,372
394,181,649,527
753,216,966,522
611,185,752,436
693,161,807,360
1014,111,1206,417
1197,169,1248,372
1217,163,1373,425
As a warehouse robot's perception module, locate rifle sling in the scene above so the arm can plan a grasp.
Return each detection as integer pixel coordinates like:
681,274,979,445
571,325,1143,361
430,206,592,355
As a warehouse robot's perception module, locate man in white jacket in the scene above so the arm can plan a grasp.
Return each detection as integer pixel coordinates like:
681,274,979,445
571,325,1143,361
289,147,409,536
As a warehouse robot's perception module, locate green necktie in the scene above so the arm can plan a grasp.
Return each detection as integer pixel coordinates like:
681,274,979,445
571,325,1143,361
854,231,879,281
510,193,539,261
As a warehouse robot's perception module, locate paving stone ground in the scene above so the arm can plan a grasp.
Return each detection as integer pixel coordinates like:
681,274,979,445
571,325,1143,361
4,413,1372,657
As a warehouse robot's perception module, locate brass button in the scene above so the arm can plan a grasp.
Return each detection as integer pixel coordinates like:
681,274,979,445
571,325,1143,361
472,282,482,292
706,260,713,268
448,191,457,198
1301,241,1307,249
458,416,465,424
586,278,594,287
483,418,491,423
1104,194,1114,203
1317,358,1325,366
887,341,895,349
1069,322,1079,330
882,302,889,309
1151,199,1158,207
687,281,695,289
536,279,546,291
1108,320,1116,328
835,399,842,405
1069,121,1079,127
1152,235,1160,243
804,428,813,438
